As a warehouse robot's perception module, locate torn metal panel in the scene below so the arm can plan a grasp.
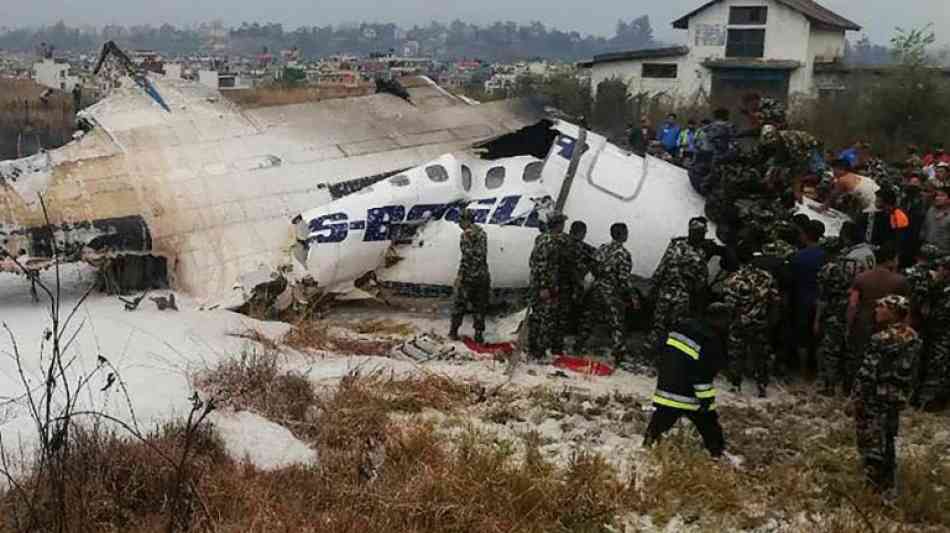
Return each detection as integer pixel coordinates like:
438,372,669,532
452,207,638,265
0,75,544,304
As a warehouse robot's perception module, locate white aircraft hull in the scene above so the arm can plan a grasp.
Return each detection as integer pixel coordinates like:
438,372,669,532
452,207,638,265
297,121,849,293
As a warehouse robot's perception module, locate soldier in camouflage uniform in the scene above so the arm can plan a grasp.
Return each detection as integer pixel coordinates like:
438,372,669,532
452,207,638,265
691,108,739,196
450,209,490,343
759,125,828,197
854,295,921,493
527,214,568,359
815,236,858,395
643,218,710,362
575,223,637,363
748,95,788,129
560,221,596,336
919,257,950,410
723,241,779,397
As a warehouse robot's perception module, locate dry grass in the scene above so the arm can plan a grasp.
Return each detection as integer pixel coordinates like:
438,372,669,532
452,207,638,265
6,354,950,532
0,79,76,159
222,84,373,108
193,347,316,427
283,320,401,356
0,421,228,533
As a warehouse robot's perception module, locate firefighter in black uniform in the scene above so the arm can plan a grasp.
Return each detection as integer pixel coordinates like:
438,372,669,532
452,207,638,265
643,302,732,457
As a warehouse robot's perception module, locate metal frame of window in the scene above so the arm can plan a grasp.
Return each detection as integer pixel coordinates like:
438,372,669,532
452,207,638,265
642,63,678,79
726,29,766,58
729,6,768,25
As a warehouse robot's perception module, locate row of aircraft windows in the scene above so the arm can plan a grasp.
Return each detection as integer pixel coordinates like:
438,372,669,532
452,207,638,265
389,162,544,191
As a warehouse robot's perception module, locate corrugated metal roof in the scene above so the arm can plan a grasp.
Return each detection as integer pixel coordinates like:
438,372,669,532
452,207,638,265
672,0,860,31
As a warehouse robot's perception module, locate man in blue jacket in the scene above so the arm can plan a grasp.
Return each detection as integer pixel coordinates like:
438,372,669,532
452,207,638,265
643,302,732,457
657,113,682,158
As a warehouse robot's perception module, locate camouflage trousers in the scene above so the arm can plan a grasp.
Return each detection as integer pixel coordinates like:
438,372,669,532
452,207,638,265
919,333,950,405
575,288,626,360
451,278,490,334
817,313,852,390
558,282,584,336
643,288,690,362
855,402,899,492
528,294,562,358
728,323,771,389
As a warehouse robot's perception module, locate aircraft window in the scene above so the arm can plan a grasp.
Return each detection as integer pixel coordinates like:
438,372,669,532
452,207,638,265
523,161,543,182
358,186,375,195
486,166,505,189
461,165,472,191
389,175,410,187
425,165,449,183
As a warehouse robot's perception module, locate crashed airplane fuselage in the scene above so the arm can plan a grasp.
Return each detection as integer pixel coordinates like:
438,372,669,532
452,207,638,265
294,121,850,293
0,75,543,302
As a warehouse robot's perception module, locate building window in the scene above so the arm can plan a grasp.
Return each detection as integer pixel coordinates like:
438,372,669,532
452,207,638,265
642,63,678,79
729,6,768,25
726,29,766,58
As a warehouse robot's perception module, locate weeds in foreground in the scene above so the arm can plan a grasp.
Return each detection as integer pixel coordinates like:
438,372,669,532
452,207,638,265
283,320,401,355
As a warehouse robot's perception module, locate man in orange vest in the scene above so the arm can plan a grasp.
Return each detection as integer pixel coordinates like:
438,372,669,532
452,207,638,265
858,187,910,253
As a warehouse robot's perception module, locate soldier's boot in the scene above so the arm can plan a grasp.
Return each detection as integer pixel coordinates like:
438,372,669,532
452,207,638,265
448,316,462,341
730,382,742,395
757,384,767,399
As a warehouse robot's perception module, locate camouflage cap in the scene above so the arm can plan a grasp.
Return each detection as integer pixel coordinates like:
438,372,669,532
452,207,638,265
918,244,944,261
760,124,779,143
547,212,567,225
819,236,845,254
876,295,910,316
459,208,476,222
762,240,797,259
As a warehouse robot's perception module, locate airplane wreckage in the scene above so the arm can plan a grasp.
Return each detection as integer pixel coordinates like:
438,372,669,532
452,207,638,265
0,43,849,310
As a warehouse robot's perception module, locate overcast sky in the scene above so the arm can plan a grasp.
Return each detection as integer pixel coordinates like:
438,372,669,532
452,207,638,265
1,0,947,46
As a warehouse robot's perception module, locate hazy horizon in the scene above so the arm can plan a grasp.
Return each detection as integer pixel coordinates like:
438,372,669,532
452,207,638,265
1,0,947,46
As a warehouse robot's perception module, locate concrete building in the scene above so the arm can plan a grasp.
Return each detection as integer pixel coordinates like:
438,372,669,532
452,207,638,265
581,0,860,110
33,58,81,92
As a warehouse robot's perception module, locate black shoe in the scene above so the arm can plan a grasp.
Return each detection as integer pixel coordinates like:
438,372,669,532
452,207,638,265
757,385,767,399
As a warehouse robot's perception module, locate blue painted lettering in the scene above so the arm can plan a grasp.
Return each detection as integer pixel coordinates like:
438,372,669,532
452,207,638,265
309,213,349,244
364,206,406,241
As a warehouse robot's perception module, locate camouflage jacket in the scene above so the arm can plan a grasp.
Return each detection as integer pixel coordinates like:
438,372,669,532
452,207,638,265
458,224,489,283
817,258,855,317
591,241,633,296
856,323,921,408
698,120,738,160
563,236,595,289
929,284,950,327
764,130,821,177
654,238,708,295
723,264,778,328
530,232,564,292
757,97,787,127
903,264,938,312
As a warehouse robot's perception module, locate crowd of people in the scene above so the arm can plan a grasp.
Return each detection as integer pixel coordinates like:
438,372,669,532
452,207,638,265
448,97,950,495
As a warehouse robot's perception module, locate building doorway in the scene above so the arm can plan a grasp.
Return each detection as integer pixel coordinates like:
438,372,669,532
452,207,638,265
710,68,792,129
